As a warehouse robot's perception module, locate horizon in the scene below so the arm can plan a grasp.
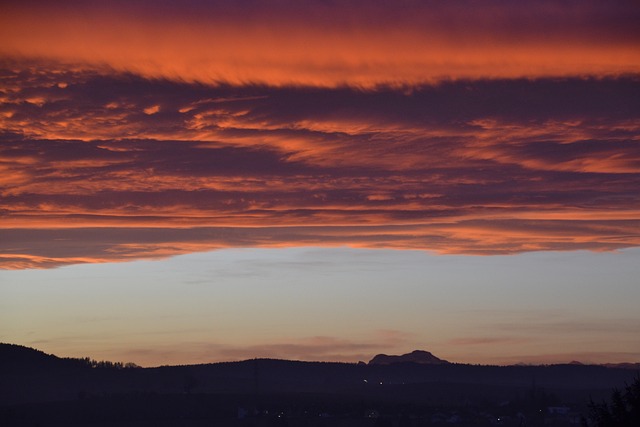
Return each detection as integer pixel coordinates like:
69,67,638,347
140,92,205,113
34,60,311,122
4,341,639,369
1,1,640,370
3,247,639,367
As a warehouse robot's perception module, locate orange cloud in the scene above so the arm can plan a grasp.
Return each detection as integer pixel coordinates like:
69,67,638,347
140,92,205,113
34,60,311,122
3,219,640,269
1,60,639,268
1,1,639,87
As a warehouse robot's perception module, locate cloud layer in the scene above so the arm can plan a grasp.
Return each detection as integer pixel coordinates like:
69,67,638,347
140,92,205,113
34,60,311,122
2,1,639,86
2,1,640,268
1,62,639,268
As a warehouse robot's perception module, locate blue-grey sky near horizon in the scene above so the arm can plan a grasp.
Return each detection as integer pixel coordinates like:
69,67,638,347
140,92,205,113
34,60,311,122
1,0,640,366
2,247,639,366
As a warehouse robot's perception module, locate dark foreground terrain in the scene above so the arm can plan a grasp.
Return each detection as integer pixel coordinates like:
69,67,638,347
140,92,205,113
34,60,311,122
1,344,638,426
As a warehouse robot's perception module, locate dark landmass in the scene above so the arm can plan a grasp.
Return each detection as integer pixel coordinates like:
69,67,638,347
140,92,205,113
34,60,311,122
369,350,449,365
601,362,640,370
1,343,638,426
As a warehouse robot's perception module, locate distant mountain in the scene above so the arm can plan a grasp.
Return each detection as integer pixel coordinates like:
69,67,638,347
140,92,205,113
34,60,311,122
369,350,449,365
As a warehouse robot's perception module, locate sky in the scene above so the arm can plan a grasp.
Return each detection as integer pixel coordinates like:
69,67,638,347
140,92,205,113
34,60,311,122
1,0,639,367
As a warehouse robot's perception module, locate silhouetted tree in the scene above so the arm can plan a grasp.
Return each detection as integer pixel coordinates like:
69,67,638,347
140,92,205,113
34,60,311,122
68,356,139,369
584,376,640,427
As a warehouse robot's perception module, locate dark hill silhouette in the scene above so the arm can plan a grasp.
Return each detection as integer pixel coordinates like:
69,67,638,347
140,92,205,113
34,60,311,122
369,350,449,365
2,343,639,426
0,342,62,369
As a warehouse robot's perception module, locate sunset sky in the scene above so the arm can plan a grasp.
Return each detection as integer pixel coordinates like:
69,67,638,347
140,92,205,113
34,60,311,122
1,0,639,367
